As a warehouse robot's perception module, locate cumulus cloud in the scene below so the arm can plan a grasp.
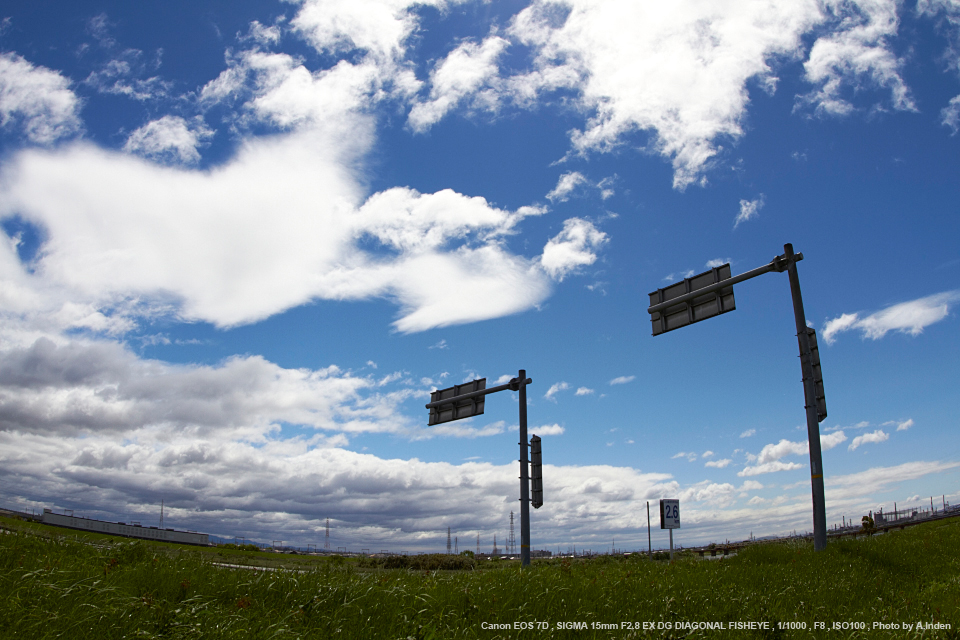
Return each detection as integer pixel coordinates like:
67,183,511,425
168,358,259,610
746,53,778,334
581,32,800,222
609,375,635,385
739,431,846,476
0,418,682,549
0,337,412,438
800,0,914,116
124,116,213,164
574,387,594,396
546,171,588,202
408,36,509,131
705,458,732,469
540,218,607,281
0,52,82,144
848,429,889,451
889,418,913,431
544,381,569,401
507,0,823,188
0,128,577,333
734,195,765,228
290,0,456,62
534,423,565,436
942,95,960,133
740,429,756,438
738,460,804,476
822,291,960,344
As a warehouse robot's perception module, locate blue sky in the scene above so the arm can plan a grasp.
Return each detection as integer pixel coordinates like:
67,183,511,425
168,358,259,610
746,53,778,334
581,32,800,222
1,0,958,553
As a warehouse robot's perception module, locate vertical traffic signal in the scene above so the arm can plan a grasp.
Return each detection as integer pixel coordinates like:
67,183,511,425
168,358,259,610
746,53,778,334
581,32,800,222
530,435,543,509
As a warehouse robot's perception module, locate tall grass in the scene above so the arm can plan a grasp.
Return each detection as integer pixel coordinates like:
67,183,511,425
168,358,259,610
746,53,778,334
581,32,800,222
1,517,958,638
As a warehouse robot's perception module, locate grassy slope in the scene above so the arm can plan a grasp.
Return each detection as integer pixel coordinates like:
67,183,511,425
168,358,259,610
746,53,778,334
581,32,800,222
1,515,958,639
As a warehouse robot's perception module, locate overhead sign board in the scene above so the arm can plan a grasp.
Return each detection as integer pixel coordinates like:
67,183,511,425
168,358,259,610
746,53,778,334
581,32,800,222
428,378,486,426
649,264,735,336
660,499,680,529
800,328,827,423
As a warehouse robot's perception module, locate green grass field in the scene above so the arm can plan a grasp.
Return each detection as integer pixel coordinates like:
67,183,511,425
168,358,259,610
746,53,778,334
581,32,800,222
1,514,958,639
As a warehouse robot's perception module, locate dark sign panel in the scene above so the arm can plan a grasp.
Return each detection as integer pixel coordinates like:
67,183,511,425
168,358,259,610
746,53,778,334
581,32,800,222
428,378,486,425
800,328,827,423
648,264,735,335
530,435,543,509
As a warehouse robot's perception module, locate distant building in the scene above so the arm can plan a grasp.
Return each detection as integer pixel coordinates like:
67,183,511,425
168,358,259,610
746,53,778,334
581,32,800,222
40,508,209,546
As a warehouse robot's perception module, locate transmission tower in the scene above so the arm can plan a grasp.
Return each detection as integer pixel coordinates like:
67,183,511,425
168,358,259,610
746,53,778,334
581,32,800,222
508,511,516,555
324,518,330,550
447,527,452,554
493,534,498,556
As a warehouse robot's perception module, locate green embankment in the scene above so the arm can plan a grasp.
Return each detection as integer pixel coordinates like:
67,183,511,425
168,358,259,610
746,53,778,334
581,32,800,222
1,515,958,638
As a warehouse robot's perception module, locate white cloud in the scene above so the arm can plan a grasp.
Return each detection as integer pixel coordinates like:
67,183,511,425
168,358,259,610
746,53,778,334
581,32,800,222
672,451,698,462
124,116,213,164
678,481,739,508
241,20,282,47
827,460,960,497
705,258,731,269
609,375,635,385
0,128,566,333
943,95,960,133
702,451,715,458
739,431,846,476
544,381,570,401
408,36,509,131
822,291,960,344
705,458,732,468
734,195,765,228
820,430,849,450
574,387,594,396
755,439,809,465
534,423,565,436
508,0,822,189
740,429,756,438
848,429,889,451
290,0,454,62
0,52,82,144
546,171,588,202
540,218,607,281
0,337,411,438
800,0,915,116
895,419,913,431
738,460,805,476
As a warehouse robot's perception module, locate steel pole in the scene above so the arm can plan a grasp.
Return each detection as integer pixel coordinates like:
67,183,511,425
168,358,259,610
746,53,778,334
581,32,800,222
784,243,827,551
518,369,531,567
647,501,652,559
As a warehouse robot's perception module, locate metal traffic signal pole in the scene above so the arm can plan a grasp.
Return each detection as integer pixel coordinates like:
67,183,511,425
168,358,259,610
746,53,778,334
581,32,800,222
517,369,531,567
425,370,537,567
784,244,827,551
646,243,828,551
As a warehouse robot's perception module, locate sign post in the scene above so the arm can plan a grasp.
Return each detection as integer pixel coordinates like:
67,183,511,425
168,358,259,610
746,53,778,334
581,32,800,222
647,244,828,551
426,370,539,566
659,499,680,561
